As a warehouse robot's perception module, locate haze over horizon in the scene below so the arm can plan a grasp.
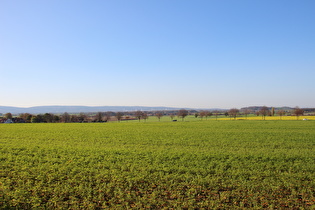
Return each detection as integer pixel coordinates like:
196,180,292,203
0,104,306,116
1,0,314,109
0,104,310,109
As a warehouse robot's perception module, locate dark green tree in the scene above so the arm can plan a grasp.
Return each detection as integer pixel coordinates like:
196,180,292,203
43,113,54,123
4,113,12,119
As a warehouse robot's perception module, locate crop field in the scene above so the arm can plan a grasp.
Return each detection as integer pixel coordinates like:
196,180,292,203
141,114,315,122
220,116,315,121
1,120,315,209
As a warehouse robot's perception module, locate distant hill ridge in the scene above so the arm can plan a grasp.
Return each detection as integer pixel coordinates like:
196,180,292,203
0,106,190,114
240,106,294,112
0,105,311,115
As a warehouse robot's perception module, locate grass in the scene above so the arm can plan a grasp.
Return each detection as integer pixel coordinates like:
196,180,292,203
1,120,315,209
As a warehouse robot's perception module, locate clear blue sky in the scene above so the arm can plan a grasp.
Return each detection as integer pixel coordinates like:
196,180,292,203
1,0,314,109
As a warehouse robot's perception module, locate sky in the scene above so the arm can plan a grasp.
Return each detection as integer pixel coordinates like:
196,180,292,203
1,0,314,109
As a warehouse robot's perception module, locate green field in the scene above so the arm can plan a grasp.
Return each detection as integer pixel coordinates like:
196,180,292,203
1,120,315,209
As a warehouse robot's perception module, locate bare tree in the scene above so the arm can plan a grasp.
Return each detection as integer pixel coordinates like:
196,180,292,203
169,113,175,121
61,112,71,123
78,113,87,123
213,110,219,120
71,114,79,123
205,111,212,120
293,106,304,120
228,108,239,120
94,112,104,122
243,109,250,119
277,109,286,120
116,112,123,122
177,109,188,121
259,106,269,120
155,112,163,121
199,111,206,120
104,112,112,122
142,112,148,122
135,111,143,122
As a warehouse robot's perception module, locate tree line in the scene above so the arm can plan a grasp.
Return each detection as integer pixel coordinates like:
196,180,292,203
0,107,307,123
0,109,189,123
226,106,305,120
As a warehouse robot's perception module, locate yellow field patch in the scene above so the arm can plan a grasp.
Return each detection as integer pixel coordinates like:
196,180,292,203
219,115,315,121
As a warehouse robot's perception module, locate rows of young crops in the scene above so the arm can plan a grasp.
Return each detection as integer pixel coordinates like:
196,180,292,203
1,120,314,208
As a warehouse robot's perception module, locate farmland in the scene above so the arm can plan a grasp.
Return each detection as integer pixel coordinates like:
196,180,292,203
1,120,315,209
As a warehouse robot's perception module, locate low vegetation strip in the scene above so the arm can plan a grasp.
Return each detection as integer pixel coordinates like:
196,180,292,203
1,106,314,123
219,115,315,121
1,121,315,208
